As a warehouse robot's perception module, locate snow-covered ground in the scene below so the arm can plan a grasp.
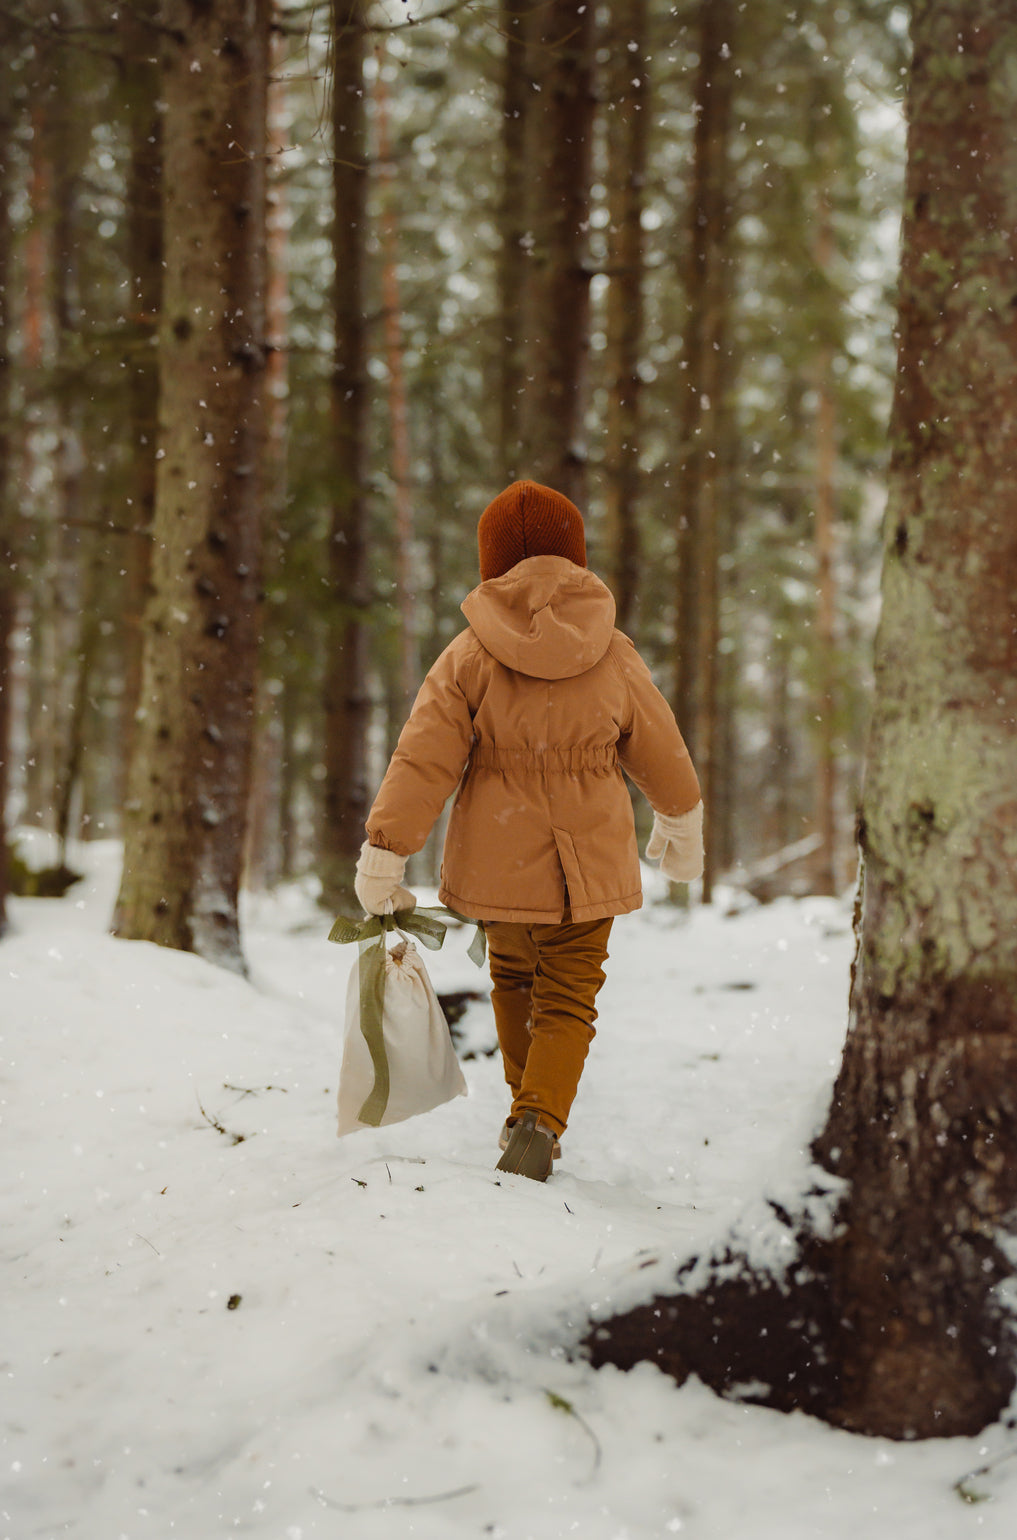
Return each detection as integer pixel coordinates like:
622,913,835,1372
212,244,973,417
3,836,1015,1540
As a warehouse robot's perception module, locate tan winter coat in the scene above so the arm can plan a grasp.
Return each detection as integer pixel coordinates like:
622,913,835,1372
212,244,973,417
366,556,701,924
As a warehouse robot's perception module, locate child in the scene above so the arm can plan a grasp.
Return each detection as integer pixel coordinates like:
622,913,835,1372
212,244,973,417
354,480,703,1181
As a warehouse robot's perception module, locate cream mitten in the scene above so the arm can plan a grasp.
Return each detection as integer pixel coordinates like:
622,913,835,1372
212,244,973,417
354,840,417,916
645,801,704,883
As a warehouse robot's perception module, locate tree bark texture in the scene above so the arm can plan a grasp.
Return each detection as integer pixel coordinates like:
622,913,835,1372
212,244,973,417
49,38,89,853
375,49,418,715
20,113,50,829
245,19,291,893
516,0,595,508
586,0,1017,1441
114,0,269,970
602,0,648,635
811,191,840,897
497,0,532,485
118,1,164,768
812,0,1017,1437
320,0,372,912
672,0,735,901
22,69,86,837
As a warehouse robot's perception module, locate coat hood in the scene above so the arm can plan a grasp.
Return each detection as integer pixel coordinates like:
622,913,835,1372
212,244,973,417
461,555,616,680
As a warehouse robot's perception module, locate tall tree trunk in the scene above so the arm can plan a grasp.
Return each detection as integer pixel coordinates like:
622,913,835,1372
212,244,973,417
18,65,52,831
119,0,164,772
320,0,371,911
587,0,1017,1443
711,397,738,880
375,49,418,714
602,0,648,636
114,0,270,971
811,193,839,896
22,102,60,831
497,0,532,484
517,0,595,508
672,0,735,902
246,10,290,891
0,28,15,933
48,29,88,858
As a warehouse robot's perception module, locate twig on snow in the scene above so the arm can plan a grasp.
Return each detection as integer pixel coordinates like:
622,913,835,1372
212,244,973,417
223,1082,288,1096
310,1482,478,1512
195,1094,247,1145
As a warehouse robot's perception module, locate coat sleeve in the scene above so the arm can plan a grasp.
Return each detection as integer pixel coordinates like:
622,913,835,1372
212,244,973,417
611,635,702,817
365,634,478,856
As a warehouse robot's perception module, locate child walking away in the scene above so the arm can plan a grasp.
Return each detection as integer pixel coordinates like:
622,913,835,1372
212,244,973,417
354,481,703,1181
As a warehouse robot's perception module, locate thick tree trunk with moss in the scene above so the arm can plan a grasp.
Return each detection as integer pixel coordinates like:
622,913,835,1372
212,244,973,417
114,0,269,970
320,0,371,913
587,0,1017,1440
811,0,1017,1436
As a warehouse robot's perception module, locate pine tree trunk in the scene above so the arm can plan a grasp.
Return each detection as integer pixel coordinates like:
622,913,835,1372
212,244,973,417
518,0,595,508
320,0,372,912
22,98,70,833
245,14,291,891
114,0,269,970
672,0,735,902
587,0,1017,1441
0,33,14,933
602,0,648,636
497,0,532,484
812,194,839,896
119,2,163,773
375,52,418,714
48,47,88,855
21,109,51,830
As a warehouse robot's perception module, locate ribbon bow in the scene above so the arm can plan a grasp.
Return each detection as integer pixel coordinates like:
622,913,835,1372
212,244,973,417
328,906,486,1125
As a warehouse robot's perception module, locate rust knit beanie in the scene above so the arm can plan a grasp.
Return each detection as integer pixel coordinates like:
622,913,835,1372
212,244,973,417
477,480,586,581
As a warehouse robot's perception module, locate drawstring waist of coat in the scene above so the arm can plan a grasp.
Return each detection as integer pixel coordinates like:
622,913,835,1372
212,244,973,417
471,745,619,776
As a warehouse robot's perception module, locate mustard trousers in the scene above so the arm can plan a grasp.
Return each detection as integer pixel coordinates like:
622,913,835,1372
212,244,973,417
485,916,613,1138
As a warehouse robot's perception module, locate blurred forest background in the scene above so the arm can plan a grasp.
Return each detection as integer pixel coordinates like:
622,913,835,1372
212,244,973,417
0,0,908,954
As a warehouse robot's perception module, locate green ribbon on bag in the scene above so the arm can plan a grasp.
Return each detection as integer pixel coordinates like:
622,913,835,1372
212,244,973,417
328,905,486,1125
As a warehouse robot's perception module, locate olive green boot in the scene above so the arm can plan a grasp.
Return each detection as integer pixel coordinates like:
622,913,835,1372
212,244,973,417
496,1111,558,1182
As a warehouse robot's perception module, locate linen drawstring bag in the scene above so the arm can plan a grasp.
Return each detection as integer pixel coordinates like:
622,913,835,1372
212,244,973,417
329,908,485,1137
